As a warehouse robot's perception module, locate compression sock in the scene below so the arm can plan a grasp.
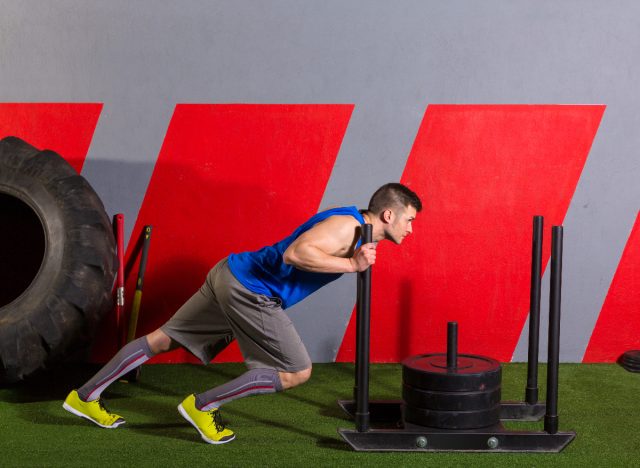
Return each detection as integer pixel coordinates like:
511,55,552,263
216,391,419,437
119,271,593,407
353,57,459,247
77,336,153,401
195,368,283,411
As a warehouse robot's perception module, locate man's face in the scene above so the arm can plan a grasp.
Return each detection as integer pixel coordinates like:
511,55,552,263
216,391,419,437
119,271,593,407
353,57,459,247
386,205,417,244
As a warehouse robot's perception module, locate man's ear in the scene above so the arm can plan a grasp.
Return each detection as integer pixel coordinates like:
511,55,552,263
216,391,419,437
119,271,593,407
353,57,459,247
382,209,393,224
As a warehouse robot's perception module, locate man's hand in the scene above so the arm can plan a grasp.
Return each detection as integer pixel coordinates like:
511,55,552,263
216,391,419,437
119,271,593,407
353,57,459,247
350,242,377,272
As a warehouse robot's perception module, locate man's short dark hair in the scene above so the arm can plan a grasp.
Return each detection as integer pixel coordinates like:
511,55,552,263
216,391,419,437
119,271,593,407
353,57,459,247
367,183,422,215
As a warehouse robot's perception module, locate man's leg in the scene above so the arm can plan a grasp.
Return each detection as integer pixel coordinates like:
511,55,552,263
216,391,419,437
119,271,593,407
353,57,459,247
177,259,314,444
194,368,283,410
177,366,309,444
193,367,310,411
63,330,178,428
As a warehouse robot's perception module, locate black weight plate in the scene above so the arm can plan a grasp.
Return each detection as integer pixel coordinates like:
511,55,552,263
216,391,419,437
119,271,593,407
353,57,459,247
621,361,640,373
618,350,640,372
621,350,640,364
622,361,640,368
402,353,501,392
402,382,501,411
404,403,501,429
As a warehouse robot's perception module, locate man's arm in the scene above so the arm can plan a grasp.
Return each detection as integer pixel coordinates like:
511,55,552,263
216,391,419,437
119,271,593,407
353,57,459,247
283,215,376,273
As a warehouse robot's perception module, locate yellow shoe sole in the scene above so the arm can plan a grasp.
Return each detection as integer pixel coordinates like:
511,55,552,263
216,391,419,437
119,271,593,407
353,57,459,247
62,402,126,429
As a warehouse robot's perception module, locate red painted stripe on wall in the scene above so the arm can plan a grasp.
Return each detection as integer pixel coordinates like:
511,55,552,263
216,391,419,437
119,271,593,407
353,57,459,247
337,105,604,363
104,104,353,364
583,211,640,362
0,103,102,172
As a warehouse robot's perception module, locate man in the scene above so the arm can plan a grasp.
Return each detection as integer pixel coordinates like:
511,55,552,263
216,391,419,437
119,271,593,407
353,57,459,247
63,182,421,444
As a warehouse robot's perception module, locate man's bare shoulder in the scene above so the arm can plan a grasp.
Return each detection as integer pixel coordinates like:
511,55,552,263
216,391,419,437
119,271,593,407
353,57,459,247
314,214,361,231
296,214,360,243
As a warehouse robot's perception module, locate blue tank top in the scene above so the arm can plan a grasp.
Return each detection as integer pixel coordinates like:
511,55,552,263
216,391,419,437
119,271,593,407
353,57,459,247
227,206,365,309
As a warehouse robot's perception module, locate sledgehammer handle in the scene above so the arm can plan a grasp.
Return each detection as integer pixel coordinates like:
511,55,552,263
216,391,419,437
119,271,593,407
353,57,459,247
127,225,152,343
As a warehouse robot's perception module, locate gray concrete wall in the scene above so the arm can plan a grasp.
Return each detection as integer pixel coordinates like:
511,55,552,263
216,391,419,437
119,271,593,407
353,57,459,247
1,0,638,361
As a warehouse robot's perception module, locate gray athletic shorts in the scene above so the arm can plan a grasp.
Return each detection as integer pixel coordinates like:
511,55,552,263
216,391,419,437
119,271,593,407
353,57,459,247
160,258,311,372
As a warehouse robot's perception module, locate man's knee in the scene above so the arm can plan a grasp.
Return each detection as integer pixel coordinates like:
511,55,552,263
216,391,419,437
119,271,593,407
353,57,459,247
279,367,312,390
146,329,178,354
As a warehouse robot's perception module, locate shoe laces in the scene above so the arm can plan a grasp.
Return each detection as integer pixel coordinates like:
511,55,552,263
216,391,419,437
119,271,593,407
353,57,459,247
97,399,113,415
209,409,226,433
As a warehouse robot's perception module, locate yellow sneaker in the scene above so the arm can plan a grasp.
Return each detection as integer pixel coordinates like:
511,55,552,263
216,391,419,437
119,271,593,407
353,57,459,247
63,390,125,429
178,394,235,444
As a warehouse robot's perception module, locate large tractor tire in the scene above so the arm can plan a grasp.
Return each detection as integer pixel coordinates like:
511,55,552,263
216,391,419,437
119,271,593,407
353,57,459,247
0,136,116,383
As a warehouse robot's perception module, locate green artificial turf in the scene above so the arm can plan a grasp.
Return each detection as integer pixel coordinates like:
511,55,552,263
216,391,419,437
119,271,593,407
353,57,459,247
1,362,638,467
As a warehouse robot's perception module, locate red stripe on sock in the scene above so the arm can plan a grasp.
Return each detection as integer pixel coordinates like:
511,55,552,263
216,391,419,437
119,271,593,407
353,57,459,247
204,385,275,407
90,353,146,397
